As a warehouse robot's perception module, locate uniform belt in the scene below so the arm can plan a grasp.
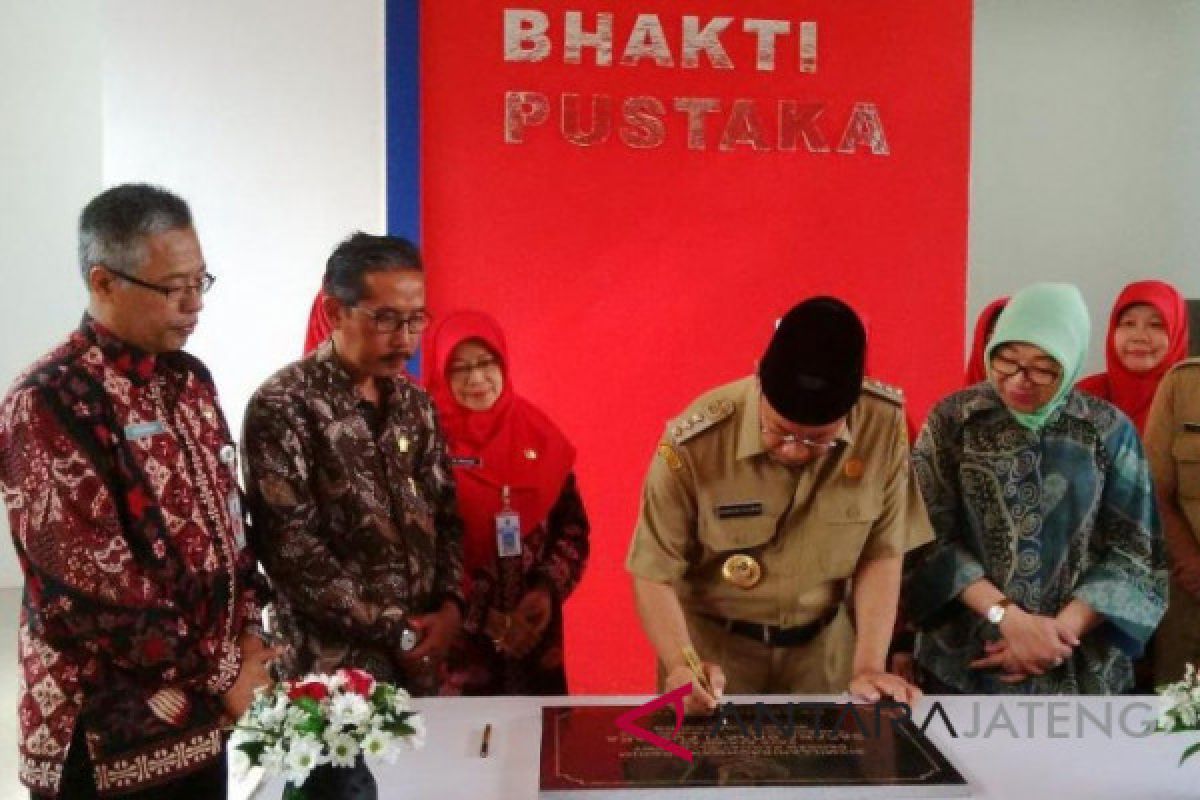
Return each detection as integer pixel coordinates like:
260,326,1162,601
703,608,838,648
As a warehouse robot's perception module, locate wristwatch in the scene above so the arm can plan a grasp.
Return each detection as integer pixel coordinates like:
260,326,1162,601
986,598,1013,625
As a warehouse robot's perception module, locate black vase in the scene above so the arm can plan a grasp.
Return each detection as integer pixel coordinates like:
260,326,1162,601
287,756,378,800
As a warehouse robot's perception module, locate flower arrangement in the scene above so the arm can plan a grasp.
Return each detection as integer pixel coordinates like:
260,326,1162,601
1156,663,1200,766
230,668,425,798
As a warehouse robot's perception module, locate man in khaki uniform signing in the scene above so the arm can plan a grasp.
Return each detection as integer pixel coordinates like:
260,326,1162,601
1144,359,1200,685
627,297,932,712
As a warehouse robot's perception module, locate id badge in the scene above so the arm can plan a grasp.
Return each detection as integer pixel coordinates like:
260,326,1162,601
227,491,246,551
495,510,522,558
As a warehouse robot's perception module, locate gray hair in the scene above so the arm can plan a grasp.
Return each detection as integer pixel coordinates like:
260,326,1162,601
78,183,193,282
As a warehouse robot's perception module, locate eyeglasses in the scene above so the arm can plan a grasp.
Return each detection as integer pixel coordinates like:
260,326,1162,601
447,356,501,381
989,354,1061,386
759,425,842,452
106,267,215,303
351,306,431,335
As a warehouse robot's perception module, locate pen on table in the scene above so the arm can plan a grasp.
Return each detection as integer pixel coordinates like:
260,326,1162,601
480,723,492,758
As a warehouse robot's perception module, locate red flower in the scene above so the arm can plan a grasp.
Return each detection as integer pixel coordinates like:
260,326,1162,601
338,668,376,697
288,680,330,702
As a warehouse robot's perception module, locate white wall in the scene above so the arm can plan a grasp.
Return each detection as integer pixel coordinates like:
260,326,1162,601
102,0,387,437
968,0,1200,372
0,0,103,587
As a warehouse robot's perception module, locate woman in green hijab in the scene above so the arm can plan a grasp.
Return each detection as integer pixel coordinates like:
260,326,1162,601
905,283,1167,693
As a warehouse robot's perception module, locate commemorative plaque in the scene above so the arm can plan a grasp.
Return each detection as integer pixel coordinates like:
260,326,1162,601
540,702,969,798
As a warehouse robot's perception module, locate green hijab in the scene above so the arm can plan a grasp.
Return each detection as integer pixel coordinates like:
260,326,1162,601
984,283,1091,431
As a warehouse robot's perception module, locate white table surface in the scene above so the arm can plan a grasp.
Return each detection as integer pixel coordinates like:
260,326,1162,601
232,694,1200,800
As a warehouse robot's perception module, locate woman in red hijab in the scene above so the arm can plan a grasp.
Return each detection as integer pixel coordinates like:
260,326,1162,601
964,297,1009,385
425,310,590,695
304,288,333,355
1077,280,1190,432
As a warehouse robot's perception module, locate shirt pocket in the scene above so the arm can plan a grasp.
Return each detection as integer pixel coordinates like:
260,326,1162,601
696,496,781,554
813,494,883,578
1172,435,1200,499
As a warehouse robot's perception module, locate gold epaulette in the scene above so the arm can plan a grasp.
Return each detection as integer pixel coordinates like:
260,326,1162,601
669,398,736,445
862,377,905,407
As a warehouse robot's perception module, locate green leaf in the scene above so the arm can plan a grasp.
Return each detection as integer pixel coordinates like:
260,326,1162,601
294,697,321,716
238,741,266,761
283,784,308,800
1180,741,1200,767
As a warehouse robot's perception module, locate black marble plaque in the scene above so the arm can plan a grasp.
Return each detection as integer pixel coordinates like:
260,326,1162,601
540,702,968,796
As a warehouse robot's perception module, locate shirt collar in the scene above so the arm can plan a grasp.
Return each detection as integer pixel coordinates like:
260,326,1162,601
79,314,159,386
312,338,411,412
958,381,1089,426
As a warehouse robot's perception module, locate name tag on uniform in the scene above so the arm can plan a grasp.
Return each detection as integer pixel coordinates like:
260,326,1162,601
495,509,522,557
716,501,764,519
124,420,166,440
450,455,482,468
227,491,246,550
1184,422,1200,433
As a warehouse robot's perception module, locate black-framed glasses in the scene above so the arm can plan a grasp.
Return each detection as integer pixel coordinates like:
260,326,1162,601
989,354,1061,386
106,267,215,303
351,306,432,335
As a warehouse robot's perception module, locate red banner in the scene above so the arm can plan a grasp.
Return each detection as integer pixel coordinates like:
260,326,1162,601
421,0,972,693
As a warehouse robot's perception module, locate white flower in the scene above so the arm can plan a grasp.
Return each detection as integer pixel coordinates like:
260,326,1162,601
406,715,427,749
391,688,413,714
325,731,360,768
258,694,290,730
284,705,312,732
329,692,372,729
361,729,394,761
260,742,286,776
284,735,326,786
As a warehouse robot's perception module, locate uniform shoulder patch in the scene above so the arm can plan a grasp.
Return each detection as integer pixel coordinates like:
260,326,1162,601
669,398,736,445
657,442,684,471
862,377,905,407
1172,357,1200,372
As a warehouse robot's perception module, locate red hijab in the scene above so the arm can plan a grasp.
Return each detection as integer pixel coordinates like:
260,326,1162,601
964,297,1009,386
304,288,332,355
1077,280,1189,432
424,311,576,577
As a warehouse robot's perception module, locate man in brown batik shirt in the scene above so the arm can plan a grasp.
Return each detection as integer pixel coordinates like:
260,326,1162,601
242,233,464,693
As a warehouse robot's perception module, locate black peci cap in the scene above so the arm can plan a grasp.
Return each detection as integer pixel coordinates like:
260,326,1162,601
758,297,866,425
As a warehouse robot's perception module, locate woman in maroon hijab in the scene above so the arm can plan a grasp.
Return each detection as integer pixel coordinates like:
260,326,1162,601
424,310,590,695
1077,280,1190,433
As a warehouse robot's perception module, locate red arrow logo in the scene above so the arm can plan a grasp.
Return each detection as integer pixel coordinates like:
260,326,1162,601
614,683,695,762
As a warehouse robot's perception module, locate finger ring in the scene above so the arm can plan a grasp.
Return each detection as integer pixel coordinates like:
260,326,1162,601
1053,657,1064,667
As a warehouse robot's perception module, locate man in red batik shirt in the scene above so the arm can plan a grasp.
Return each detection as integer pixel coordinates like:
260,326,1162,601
0,184,276,798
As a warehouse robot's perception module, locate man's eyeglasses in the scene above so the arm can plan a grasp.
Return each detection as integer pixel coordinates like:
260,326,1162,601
759,421,843,453
106,267,215,303
352,306,432,335
989,354,1061,386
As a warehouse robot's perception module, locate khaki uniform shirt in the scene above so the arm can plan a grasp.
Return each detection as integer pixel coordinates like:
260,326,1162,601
626,376,932,690
1144,359,1200,683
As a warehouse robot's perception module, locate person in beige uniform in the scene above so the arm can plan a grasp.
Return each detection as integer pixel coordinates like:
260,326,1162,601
1144,358,1200,685
627,297,932,712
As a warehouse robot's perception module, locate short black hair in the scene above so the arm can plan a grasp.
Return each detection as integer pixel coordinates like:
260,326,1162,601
78,184,193,282
323,232,423,306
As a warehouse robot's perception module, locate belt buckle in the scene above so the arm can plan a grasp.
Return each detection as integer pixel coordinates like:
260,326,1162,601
761,625,771,646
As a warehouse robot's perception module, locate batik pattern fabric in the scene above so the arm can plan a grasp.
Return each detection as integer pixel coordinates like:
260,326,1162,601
242,341,464,691
906,383,1167,694
0,317,263,795
441,474,589,696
